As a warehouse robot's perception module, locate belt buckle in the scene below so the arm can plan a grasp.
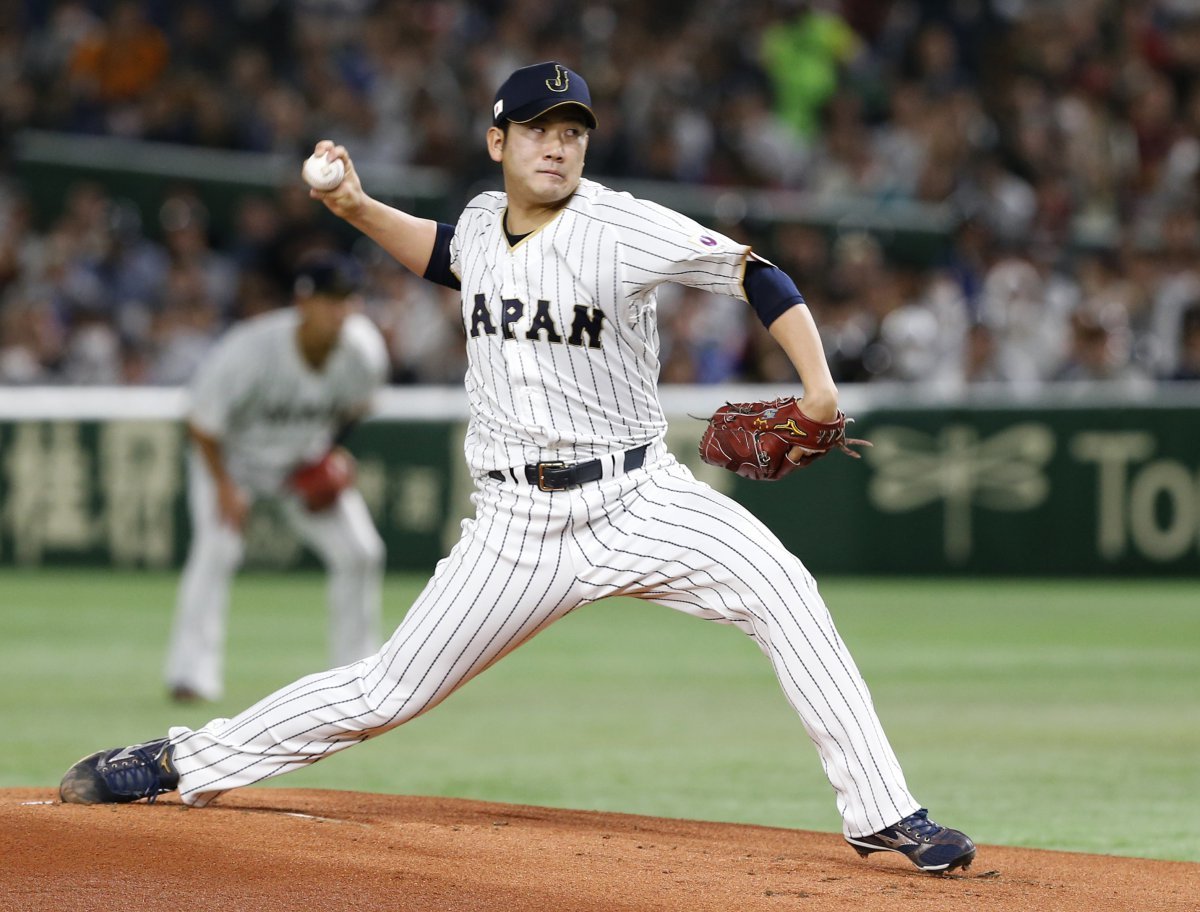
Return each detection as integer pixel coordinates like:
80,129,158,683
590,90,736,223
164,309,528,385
536,461,568,492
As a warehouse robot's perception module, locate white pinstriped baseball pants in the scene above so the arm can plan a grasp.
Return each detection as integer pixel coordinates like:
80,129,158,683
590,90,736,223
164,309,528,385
168,448,919,837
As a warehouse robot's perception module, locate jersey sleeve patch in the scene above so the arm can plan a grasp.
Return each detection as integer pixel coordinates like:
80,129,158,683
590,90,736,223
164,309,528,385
597,193,751,299
690,232,744,254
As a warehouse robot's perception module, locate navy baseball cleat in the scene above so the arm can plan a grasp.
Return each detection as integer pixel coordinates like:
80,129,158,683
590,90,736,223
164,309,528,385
59,738,179,805
845,808,976,873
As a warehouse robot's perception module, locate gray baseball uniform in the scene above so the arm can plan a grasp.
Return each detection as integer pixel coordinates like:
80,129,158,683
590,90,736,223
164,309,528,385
164,307,388,700
165,180,920,838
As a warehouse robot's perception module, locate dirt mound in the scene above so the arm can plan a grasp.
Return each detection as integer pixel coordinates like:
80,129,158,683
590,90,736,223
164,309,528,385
4,787,1195,911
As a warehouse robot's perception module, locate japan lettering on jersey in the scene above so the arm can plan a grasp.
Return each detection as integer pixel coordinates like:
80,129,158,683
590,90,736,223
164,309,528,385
450,177,751,475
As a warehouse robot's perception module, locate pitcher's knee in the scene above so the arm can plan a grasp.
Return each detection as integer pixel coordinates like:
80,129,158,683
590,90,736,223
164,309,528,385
330,534,385,577
357,679,443,731
361,534,385,570
190,527,244,573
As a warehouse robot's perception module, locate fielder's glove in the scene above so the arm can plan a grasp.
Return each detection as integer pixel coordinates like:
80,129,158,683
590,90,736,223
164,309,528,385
698,396,869,481
288,447,356,511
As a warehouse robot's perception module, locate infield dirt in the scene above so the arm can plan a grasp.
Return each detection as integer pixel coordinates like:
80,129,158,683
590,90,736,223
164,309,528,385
3,787,1196,911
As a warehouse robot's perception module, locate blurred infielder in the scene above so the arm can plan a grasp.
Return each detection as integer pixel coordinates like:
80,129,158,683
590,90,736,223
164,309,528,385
63,63,975,874
163,253,388,702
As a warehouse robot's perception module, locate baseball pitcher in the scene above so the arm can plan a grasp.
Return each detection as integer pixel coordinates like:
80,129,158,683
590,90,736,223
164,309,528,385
64,63,975,875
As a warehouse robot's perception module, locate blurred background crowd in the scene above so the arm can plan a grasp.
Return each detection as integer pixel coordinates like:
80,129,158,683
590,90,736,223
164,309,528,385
2,0,1200,389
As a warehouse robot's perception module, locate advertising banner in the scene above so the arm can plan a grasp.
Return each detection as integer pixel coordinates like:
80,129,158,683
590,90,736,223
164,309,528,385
2,406,1197,575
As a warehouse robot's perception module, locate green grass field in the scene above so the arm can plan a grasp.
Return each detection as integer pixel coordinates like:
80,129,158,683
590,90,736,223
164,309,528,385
2,569,1197,862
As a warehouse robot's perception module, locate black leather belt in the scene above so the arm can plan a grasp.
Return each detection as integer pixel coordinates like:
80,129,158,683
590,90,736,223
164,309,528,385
488,444,650,492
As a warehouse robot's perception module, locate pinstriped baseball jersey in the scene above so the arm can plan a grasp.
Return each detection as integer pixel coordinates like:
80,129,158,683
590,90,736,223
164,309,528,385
163,175,921,833
63,69,977,862
188,309,388,494
451,178,750,475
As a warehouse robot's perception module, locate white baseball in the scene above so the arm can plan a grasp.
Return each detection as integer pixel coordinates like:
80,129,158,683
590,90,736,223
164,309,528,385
302,153,345,192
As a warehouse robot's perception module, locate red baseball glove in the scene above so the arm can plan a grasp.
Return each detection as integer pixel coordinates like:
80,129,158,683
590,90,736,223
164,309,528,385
287,448,356,511
699,396,869,481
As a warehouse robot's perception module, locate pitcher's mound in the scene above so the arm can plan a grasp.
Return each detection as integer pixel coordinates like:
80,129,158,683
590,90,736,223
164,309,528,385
3,788,1195,911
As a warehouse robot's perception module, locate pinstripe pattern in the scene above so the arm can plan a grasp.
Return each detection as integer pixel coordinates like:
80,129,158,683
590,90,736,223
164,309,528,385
456,180,748,476
169,452,917,836
164,176,922,839
574,461,916,834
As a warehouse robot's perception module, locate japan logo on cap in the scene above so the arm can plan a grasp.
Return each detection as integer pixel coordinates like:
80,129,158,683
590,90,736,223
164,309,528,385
546,64,569,93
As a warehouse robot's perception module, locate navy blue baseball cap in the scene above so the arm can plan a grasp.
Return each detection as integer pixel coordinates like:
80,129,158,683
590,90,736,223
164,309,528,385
292,252,360,298
492,62,598,129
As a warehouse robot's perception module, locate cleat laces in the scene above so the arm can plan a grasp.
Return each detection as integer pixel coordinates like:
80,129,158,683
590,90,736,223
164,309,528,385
897,809,942,841
101,744,174,802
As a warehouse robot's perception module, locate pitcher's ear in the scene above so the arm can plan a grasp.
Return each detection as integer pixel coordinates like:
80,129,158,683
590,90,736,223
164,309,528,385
486,125,505,162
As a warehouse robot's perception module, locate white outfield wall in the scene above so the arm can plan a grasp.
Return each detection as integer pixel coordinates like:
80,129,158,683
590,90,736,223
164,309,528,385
2,380,1199,421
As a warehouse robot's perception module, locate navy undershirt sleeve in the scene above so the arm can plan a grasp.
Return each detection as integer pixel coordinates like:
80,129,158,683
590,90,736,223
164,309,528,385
422,222,461,290
744,259,805,328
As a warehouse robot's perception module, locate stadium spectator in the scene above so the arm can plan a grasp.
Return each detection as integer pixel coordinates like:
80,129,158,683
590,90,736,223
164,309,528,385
158,191,238,319
66,0,169,134
0,292,60,383
760,0,864,142
0,1,1198,390
1053,306,1153,390
960,321,1017,387
1168,302,1200,381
